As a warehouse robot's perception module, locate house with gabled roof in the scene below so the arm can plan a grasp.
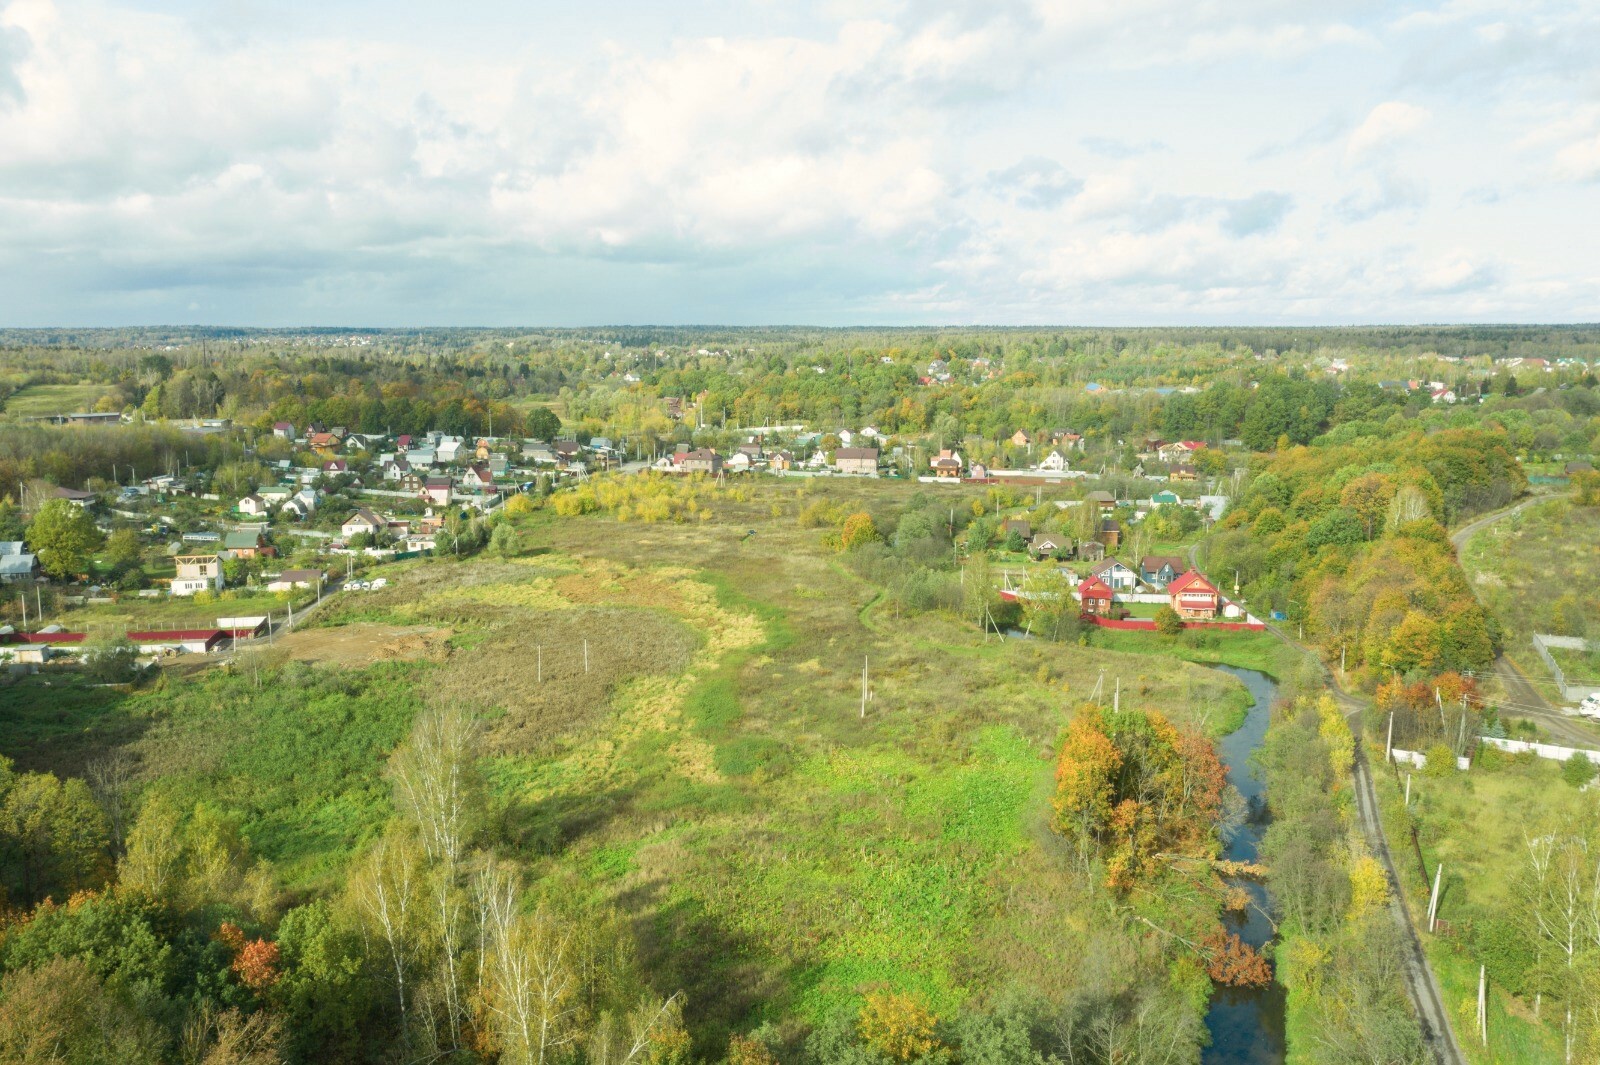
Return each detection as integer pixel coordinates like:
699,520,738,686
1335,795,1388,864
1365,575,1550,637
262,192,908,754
1076,574,1114,616
929,448,963,478
1028,532,1069,560
681,448,722,475
341,509,385,539
1168,569,1221,618
223,530,268,559
1090,557,1139,592
461,464,496,489
1140,555,1187,588
421,477,453,506
834,447,879,476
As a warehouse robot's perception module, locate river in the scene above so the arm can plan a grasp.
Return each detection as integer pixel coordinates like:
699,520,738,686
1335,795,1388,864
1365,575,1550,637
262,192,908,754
1202,665,1287,1064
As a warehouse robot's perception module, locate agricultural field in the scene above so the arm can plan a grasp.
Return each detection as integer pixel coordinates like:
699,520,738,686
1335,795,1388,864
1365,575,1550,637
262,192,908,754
1,381,108,416
0,475,1267,1052
1373,745,1597,1064
1460,496,1600,702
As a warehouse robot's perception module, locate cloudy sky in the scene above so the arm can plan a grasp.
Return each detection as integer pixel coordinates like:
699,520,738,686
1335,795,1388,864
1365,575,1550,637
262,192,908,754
1,0,1598,326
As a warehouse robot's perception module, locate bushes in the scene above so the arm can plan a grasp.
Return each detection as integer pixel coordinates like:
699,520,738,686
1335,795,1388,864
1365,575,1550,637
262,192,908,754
1560,751,1598,788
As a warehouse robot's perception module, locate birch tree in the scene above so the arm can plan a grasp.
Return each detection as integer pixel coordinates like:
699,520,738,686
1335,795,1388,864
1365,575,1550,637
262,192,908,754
389,704,483,874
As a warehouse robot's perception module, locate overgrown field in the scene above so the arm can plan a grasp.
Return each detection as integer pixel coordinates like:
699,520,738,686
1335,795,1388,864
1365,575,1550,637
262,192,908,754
1461,496,1600,700
0,476,1269,1052
1373,745,1594,1063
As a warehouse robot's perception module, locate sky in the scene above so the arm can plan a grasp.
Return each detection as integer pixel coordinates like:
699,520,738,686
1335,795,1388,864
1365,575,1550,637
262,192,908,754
1,0,1598,327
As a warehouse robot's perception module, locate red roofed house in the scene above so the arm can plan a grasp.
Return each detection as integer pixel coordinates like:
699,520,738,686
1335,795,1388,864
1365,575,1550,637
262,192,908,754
1077,574,1114,617
1158,440,1207,463
1167,570,1221,619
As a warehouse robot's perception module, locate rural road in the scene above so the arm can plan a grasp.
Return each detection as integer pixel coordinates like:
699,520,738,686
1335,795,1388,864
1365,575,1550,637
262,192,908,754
1448,492,1600,747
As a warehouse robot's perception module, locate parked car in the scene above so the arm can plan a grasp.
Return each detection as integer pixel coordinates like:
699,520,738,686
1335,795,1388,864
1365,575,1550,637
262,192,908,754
1576,694,1600,720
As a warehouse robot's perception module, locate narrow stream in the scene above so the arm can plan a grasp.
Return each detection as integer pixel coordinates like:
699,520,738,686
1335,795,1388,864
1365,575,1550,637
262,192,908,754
1202,665,1287,1064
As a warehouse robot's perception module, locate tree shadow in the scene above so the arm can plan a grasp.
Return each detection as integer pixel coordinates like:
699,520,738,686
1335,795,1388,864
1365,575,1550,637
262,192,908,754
0,671,155,779
618,874,790,1056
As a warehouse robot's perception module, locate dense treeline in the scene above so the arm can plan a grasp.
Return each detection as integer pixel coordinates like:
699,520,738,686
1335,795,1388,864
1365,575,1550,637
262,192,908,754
1206,428,1522,693
5,328,1598,472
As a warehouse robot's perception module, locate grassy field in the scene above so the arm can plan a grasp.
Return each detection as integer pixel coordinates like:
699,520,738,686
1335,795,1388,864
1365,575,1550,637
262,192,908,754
1372,743,1586,1064
2,382,108,416
45,588,303,636
1461,496,1600,703
1,475,1261,1048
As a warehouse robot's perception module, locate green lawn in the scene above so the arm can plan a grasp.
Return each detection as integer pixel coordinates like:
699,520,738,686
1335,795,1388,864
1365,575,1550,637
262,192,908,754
2,382,109,416
48,588,301,637
7,477,1263,1053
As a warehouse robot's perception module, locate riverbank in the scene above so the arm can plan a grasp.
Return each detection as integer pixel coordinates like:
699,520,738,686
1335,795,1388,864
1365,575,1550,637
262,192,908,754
1256,694,1427,1065
1203,665,1287,1065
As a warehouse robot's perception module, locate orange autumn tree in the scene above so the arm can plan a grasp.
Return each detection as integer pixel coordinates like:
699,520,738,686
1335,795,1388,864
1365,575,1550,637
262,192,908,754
1051,705,1228,890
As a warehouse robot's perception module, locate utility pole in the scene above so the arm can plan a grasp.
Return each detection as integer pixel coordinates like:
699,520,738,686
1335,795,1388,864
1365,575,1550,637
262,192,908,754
583,639,589,674
1477,966,1487,1048
860,656,869,720
1427,862,1444,933
537,645,542,684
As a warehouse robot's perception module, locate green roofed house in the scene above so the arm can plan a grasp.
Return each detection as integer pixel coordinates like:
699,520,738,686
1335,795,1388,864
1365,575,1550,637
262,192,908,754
1151,489,1181,505
223,530,267,559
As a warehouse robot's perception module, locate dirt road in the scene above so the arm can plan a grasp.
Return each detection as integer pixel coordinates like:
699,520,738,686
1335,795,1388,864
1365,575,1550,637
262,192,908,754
1449,492,1600,746
1264,625,1466,1065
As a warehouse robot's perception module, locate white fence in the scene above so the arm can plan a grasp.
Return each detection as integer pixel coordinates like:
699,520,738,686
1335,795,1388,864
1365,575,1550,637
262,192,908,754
1390,748,1472,771
1480,737,1600,765
1392,739,1600,771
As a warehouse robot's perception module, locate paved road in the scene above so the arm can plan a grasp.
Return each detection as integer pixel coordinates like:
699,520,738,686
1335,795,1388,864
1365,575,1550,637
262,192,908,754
1447,494,1546,553
1448,493,1600,746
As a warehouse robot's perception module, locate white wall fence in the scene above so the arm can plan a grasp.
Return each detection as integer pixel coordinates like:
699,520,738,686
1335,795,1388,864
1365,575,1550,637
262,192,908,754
1392,738,1600,772
1390,748,1473,771
1479,736,1600,765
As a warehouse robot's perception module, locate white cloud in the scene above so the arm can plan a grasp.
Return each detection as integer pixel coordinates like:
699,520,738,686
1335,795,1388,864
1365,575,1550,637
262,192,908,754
1346,101,1432,161
0,0,1596,324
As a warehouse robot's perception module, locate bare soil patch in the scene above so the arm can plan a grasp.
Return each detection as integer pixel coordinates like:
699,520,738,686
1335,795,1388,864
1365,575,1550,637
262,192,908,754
274,624,453,668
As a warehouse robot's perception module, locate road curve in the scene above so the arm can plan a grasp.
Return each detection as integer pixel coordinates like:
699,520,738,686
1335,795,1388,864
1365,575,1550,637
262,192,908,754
1448,492,1600,746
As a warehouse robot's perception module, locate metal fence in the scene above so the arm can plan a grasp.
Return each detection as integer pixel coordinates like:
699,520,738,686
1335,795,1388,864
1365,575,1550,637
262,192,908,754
1532,633,1600,702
